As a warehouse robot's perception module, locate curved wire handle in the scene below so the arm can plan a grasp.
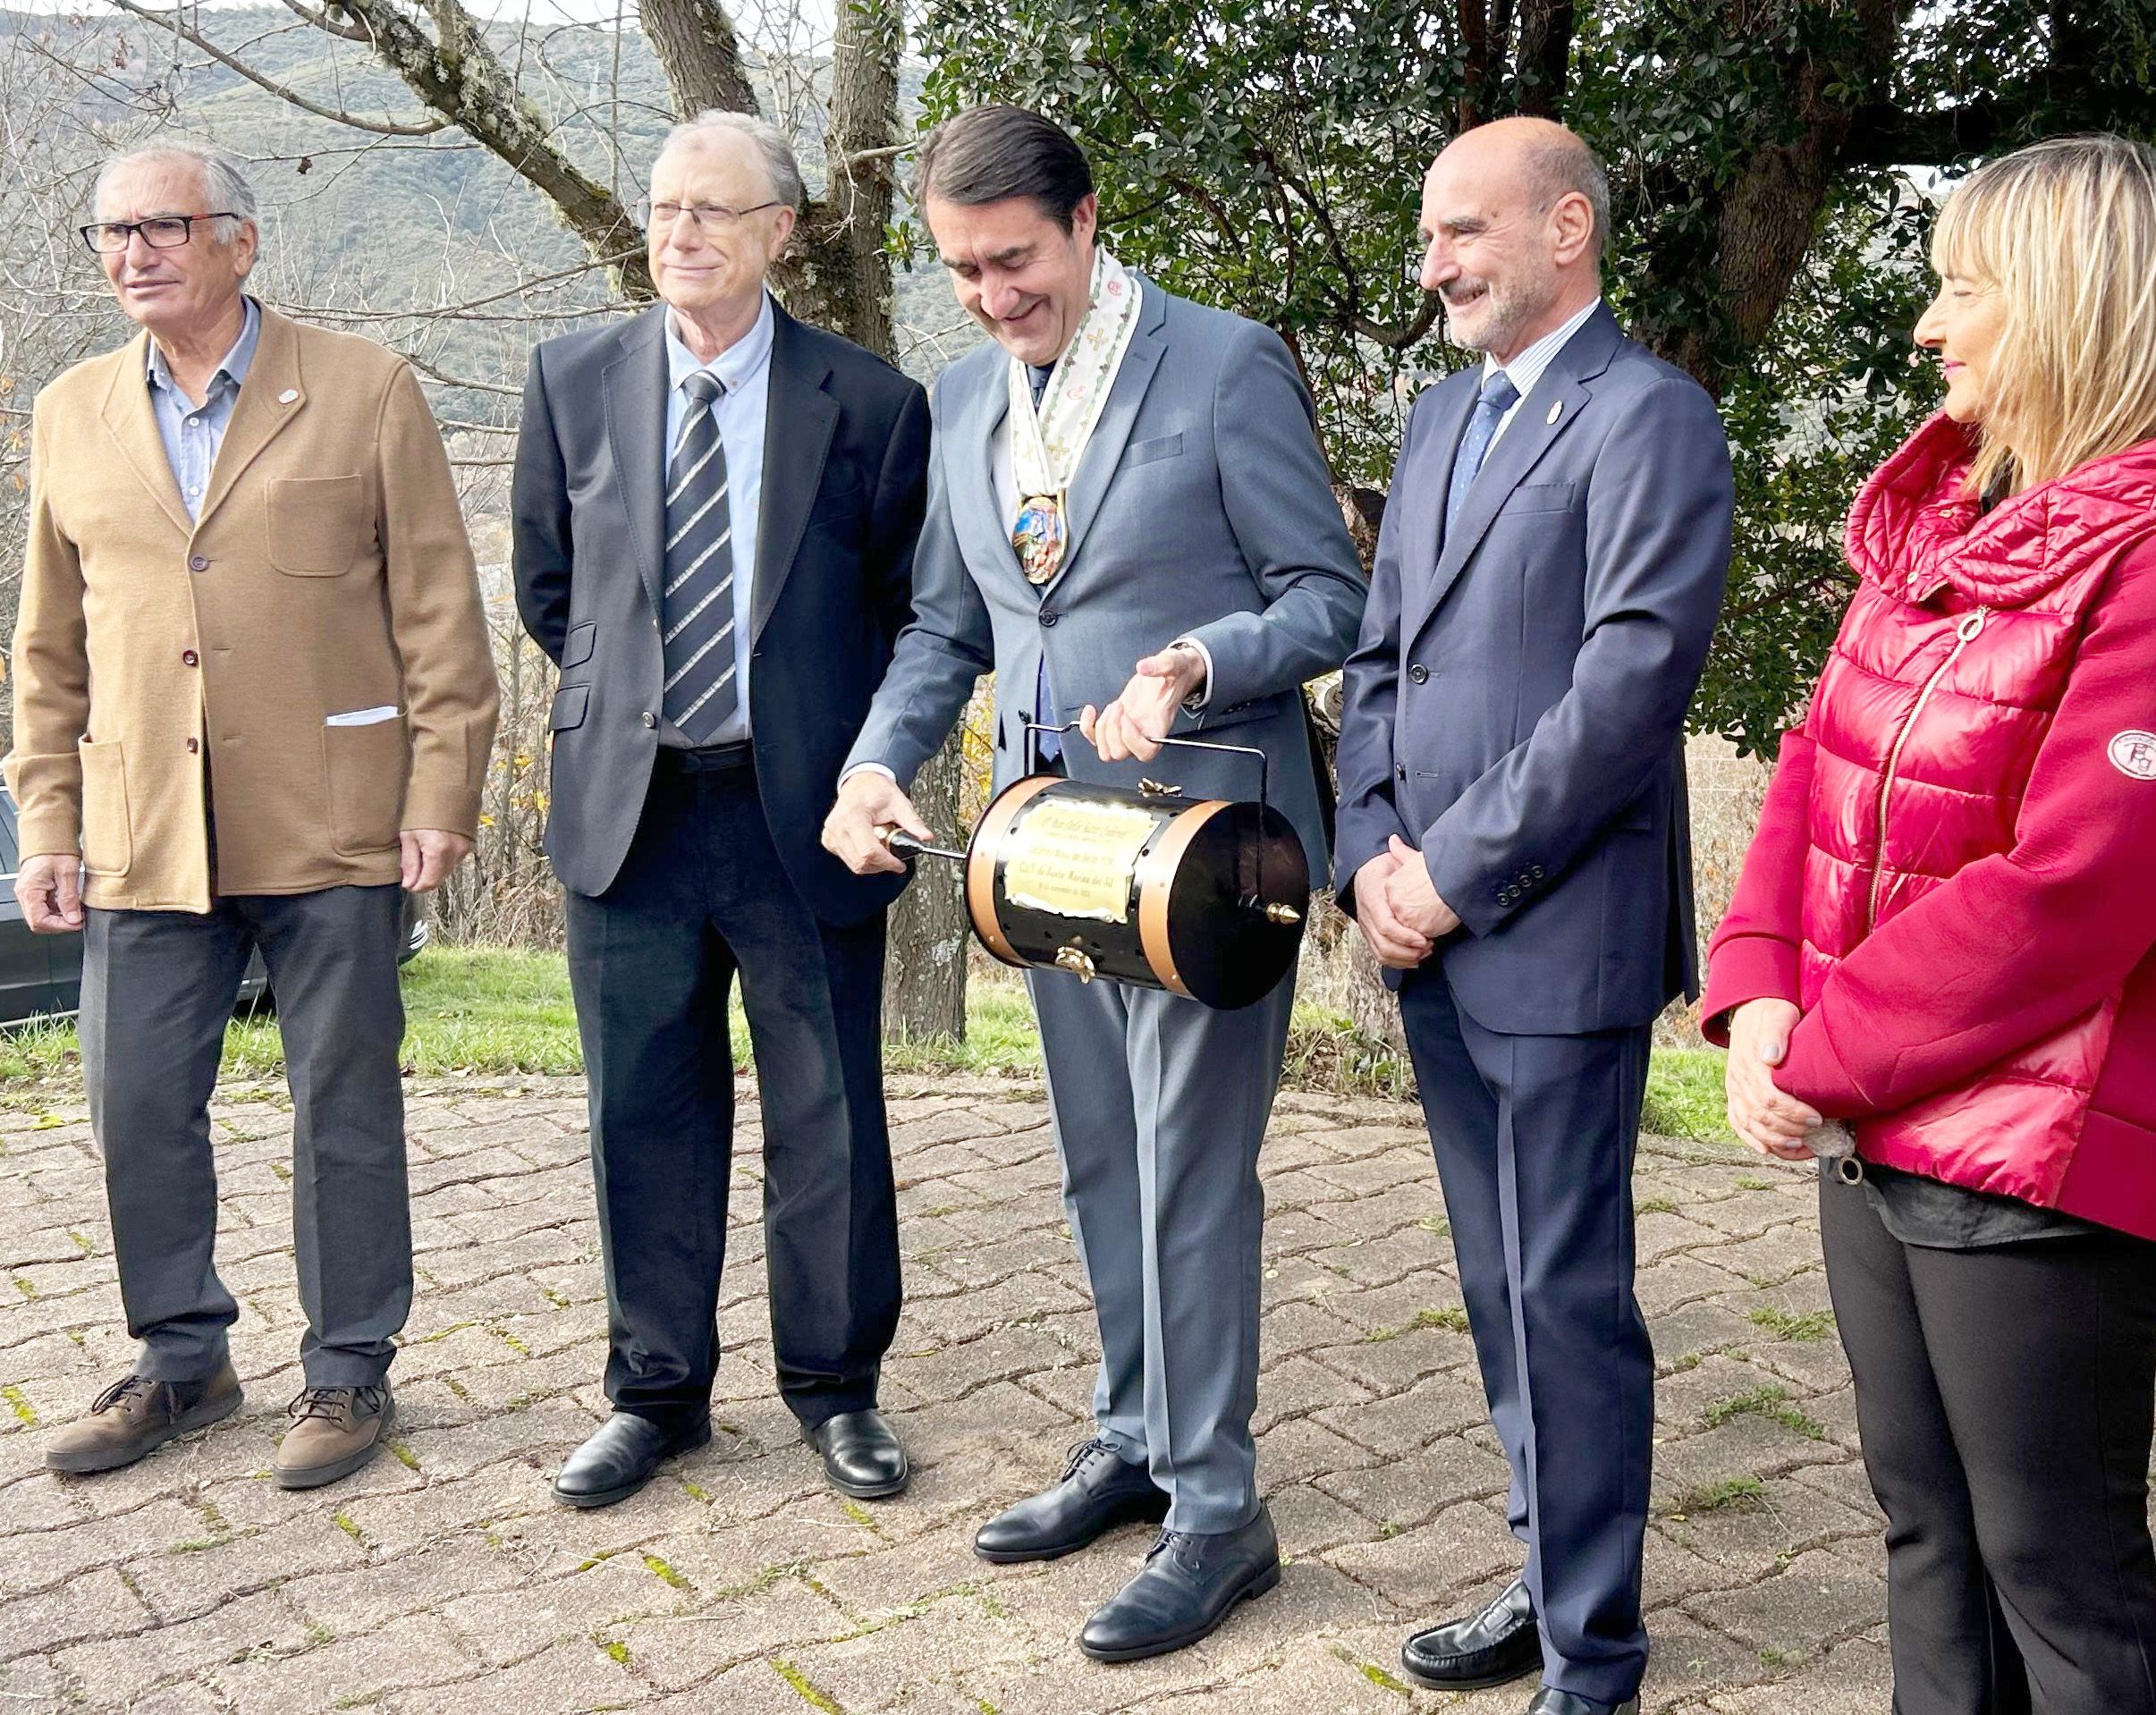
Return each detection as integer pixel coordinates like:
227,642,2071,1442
1023,721,1273,816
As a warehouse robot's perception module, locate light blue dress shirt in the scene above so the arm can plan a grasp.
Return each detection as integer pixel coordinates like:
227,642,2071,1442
146,295,261,521
660,292,774,746
1481,297,1603,455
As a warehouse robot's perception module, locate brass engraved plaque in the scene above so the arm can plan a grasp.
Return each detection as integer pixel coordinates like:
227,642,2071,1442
1002,798,1159,925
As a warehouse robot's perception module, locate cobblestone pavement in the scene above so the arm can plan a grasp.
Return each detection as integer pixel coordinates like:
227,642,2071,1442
1,1073,1902,1714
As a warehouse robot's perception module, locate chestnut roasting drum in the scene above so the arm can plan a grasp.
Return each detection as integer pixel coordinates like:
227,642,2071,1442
884,733,1308,1011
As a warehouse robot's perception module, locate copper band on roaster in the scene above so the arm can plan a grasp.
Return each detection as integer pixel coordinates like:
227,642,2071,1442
966,773,1060,967
1135,799,1230,1001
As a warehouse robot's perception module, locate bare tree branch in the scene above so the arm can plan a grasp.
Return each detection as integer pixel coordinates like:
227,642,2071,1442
104,0,452,135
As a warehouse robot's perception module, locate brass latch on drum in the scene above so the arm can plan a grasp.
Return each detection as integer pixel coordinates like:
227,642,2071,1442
1053,944,1098,983
1137,778,1183,798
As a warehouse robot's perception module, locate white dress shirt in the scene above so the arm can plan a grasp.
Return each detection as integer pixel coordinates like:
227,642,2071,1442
1483,298,1603,455
661,291,774,746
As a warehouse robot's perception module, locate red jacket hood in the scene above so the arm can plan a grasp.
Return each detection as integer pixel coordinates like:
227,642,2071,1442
1847,413,2156,608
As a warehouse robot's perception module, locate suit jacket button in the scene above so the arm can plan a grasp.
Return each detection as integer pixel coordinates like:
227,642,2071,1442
182,649,199,667
640,711,657,729
188,553,209,572
1395,764,1407,781
1407,663,1429,684
1040,611,1059,627
1532,865,1545,880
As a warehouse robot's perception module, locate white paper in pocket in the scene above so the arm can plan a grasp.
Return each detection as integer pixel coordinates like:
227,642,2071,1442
325,705,401,727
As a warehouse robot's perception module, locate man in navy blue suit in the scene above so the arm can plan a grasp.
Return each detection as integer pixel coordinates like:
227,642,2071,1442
1335,118,1732,1715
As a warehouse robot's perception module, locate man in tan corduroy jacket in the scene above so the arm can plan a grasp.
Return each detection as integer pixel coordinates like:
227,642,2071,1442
5,144,497,1489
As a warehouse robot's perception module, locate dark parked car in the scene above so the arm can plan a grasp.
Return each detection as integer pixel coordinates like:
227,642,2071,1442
0,784,427,1025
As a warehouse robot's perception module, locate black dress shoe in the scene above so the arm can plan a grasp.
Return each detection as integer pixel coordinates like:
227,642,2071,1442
1401,1576,1542,1690
974,1436,1169,1564
552,1412,710,1508
1526,1692,1637,1715
805,1409,909,1499
1078,1505,1281,1661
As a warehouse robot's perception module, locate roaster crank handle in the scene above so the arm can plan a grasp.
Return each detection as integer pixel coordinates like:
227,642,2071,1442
876,825,966,864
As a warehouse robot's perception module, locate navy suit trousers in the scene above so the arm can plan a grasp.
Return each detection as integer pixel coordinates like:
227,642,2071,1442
1399,968,1654,1705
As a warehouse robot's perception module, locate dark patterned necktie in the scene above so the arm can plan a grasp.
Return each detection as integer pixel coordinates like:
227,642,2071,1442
1444,370,1522,535
661,368,737,743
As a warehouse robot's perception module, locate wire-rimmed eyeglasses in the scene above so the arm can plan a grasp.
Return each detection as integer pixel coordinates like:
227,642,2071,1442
634,199,785,232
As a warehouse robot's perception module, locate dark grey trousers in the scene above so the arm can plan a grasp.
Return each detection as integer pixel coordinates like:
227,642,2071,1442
80,887,409,1389
1821,1173,2156,1715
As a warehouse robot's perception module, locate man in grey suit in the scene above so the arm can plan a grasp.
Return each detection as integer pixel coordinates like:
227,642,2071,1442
824,105,1363,1661
1336,120,1732,1715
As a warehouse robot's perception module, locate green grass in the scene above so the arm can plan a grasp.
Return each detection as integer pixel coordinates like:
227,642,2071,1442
0,947,1742,1146
1705,1383,1828,1440
1642,1049,1740,1147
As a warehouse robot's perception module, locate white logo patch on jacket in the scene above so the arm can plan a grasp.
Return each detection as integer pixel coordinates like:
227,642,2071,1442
2109,731,2156,781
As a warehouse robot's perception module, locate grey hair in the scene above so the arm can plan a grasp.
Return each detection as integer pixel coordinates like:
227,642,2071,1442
94,144,258,243
656,110,805,212
1527,132,1611,262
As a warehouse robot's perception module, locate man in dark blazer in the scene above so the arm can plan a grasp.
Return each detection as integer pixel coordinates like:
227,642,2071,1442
512,111,929,1508
1335,119,1732,1715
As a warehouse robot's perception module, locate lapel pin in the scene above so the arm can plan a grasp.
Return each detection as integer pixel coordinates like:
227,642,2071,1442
1546,401,1562,426
278,389,299,404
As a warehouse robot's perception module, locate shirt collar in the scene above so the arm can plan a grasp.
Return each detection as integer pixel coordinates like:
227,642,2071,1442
665,291,776,399
1482,297,1602,402
146,294,261,403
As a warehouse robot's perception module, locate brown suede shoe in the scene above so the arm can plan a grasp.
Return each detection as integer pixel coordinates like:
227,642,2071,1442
275,1384,394,1490
46,1363,243,1474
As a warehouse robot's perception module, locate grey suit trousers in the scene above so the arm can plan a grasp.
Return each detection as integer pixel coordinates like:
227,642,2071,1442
1027,965,1295,1534
80,886,410,1388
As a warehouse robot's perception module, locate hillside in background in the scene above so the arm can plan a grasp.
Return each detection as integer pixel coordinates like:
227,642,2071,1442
0,4,965,414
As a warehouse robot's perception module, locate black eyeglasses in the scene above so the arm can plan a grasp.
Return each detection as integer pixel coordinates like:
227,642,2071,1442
79,213,240,255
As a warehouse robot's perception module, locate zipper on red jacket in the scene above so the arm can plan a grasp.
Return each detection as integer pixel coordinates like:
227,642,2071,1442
1867,605,1990,929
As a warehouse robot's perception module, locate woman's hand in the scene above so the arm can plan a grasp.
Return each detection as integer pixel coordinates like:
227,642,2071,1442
1725,999,1822,1162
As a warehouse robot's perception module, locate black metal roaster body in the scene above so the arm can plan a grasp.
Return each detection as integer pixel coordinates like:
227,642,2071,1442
883,730,1309,1012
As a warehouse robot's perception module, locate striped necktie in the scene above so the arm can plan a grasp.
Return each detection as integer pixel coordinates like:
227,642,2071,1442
1444,370,1522,535
661,368,738,743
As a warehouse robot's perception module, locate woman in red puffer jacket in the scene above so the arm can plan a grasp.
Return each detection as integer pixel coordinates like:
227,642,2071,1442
1704,133,2156,1714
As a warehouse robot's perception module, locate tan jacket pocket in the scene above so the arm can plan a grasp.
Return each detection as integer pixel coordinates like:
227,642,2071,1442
267,475,367,576
322,717,409,855
77,739,132,876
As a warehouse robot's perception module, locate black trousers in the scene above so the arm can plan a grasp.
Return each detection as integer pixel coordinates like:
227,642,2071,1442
1399,971,1655,1707
81,886,410,1388
1821,1172,2156,1714
564,756,899,1431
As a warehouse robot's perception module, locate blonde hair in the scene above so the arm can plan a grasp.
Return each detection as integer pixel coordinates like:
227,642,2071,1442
1930,134,2156,494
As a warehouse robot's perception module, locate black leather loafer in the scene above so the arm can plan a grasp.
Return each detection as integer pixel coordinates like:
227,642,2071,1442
974,1436,1169,1564
1078,1505,1281,1661
1401,1576,1542,1690
551,1412,710,1508
1526,1692,1637,1715
805,1408,909,1499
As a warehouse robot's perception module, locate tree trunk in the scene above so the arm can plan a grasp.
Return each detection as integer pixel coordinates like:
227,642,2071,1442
882,732,972,1042
639,0,758,118
801,0,902,355
807,0,971,1043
